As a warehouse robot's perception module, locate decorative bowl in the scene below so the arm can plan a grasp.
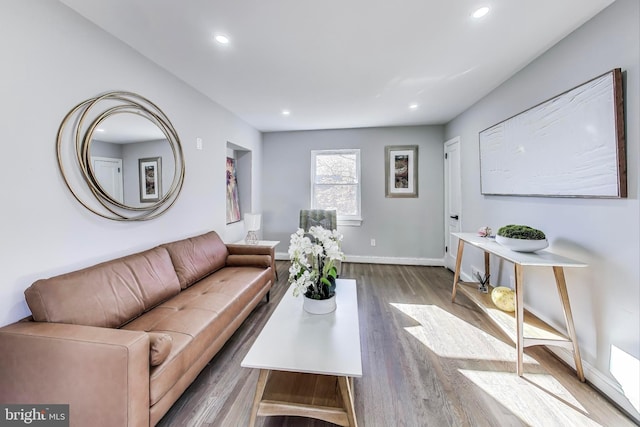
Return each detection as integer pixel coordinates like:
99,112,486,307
495,235,548,252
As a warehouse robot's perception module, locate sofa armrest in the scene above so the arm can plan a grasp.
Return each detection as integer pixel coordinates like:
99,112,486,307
0,321,149,427
225,254,272,269
226,244,272,256
226,244,273,268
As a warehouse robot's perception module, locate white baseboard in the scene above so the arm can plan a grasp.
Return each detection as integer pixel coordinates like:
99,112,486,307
343,255,445,266
546,346,639,422
275,252,444,267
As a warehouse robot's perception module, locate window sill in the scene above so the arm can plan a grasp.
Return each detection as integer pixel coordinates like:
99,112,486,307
338,218,362,227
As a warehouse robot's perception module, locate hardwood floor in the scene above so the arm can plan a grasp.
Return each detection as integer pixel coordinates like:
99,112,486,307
157,262,636,427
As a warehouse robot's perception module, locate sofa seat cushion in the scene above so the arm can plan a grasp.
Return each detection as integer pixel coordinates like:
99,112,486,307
25,247,181,328
121,265,271,406
162,231,229,289
163,266,272,314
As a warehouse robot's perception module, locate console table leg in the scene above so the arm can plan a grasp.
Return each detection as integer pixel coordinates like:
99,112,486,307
484,251,491,280
553,266,585,382
451,240,465,302
515,263,525,376
249,369,269,427
338,376,358,427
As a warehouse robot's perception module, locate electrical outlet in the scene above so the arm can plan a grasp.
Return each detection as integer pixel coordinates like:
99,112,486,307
370,238,376,246
196,137,203,150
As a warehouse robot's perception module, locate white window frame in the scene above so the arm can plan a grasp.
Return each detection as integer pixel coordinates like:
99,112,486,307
310,149,362,226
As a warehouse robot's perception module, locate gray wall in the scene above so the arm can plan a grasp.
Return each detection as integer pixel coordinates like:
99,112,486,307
445,0,639,417
0,0,262,326
262,126,445,263
91,140,124,159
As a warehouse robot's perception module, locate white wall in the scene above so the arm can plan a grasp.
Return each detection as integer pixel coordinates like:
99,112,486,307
262,126,445,263
445,0,639,417
0,0,262,326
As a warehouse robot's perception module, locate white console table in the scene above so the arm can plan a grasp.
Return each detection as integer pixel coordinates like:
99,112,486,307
450,232,587,381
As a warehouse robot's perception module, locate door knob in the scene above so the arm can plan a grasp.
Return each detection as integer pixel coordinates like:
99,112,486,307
450,215,459,220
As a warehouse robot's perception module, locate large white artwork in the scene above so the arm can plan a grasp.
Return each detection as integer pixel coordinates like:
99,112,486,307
479,69,626,198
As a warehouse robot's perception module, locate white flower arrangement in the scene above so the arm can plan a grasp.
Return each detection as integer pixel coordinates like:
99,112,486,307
288,226,345,299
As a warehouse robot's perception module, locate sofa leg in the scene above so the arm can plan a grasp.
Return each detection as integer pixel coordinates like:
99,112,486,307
266,291,270,302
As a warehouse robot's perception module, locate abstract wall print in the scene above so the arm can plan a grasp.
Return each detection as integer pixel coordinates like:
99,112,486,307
479,68,626,198
226,157,241,223
385,145,418,198
139,157,162,203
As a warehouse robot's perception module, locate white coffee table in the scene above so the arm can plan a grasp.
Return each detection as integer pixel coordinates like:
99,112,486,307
241,279,362,426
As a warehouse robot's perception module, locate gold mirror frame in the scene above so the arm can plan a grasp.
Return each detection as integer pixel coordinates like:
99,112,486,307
57,91,185,221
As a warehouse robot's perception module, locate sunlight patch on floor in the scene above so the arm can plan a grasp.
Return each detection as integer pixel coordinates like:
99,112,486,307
390,303,600,424
459,369,597,426
390,302,537,364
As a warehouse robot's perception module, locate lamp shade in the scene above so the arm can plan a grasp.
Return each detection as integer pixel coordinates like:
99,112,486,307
244,213,261,232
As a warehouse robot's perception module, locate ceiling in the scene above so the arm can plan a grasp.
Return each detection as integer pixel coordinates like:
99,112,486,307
93,113,166,144
59,0,614,132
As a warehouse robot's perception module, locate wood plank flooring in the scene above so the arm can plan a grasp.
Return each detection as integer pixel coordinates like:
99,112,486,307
157,262,636,427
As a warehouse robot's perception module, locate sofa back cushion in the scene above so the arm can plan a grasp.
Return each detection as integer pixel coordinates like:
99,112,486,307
25,247,181,328
162,231,228,289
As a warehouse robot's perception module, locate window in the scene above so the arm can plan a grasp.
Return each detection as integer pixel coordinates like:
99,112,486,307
311,149,361,226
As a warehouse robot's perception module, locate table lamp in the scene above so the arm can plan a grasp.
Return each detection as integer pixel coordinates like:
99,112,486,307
244,213,261,245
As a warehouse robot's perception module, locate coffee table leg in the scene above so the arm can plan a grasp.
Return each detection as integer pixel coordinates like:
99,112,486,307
338,376,357,427
249,369,269,427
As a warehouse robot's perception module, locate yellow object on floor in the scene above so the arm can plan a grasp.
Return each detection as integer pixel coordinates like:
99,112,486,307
491,286,515,312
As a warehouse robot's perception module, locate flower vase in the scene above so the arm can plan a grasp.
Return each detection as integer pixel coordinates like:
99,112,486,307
303,294,337,315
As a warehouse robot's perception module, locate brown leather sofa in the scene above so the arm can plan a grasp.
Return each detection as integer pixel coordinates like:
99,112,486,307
0,231,273,426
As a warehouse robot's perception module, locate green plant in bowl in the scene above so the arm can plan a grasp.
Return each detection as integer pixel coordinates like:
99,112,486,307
497,225,546,240
496,225,548,252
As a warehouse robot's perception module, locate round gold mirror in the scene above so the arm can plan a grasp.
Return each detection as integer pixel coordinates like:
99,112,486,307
57,91,185,220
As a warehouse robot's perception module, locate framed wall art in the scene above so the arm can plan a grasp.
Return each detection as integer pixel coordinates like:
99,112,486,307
479,68,626,198
385,145,418,198
139,157,162,203
226,157,241,223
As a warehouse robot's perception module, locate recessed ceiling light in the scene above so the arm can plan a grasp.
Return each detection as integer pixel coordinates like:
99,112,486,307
472,6,490,19
282,110,291,116
214,34,230,44
409,103,419,110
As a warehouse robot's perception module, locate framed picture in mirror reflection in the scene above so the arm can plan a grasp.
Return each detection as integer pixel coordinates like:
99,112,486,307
139,157,162,203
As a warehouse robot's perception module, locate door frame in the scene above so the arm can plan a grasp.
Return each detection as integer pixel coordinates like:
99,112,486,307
92,156,124,204
444,137,462,271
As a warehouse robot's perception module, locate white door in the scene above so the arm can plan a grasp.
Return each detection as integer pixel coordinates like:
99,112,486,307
444,137,461,271
92,157,124,204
